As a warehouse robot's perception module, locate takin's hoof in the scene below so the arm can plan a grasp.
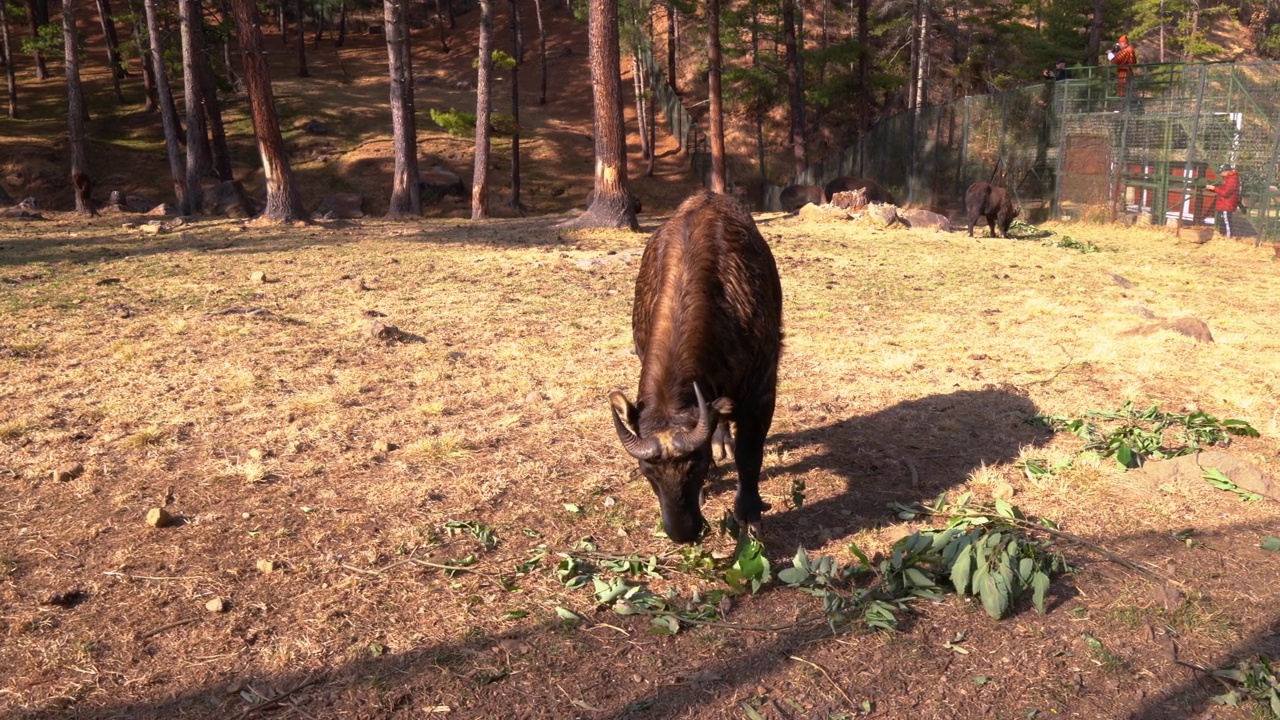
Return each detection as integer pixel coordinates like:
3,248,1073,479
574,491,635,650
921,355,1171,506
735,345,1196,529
734,499,772,526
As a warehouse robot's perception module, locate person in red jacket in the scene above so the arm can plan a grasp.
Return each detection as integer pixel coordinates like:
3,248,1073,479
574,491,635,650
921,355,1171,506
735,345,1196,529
1206,166,1241,238
1109,35,1137,97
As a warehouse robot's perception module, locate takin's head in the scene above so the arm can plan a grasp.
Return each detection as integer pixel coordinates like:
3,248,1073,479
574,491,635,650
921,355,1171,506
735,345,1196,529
609,383,730,543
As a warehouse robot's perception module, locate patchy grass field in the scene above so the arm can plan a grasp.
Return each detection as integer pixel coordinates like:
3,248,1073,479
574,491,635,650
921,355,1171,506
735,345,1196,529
2,210,1279,719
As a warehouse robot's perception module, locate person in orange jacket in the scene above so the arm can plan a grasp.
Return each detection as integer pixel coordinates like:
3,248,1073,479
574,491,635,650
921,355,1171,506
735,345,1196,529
1109,35,1137,97
1206,166,1241,237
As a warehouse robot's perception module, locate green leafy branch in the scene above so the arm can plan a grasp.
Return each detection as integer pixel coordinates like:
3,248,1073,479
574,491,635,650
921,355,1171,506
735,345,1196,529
1208,656,1280,718
1032,402,1258,468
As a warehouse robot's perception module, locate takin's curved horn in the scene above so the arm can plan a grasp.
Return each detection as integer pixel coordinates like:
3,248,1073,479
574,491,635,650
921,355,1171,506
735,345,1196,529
672,382,714,455
611,391,661,460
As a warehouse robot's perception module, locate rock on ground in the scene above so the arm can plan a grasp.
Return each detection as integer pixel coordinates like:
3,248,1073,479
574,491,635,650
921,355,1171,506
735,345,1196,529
1127,450,1276,501
317,193,366,219
898,208,953,232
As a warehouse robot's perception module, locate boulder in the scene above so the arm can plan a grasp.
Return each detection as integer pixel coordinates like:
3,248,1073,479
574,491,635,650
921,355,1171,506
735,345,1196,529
866,203,900,229
316,193,366,219
899,208,953,232
420,166,467,204
202,181,255,218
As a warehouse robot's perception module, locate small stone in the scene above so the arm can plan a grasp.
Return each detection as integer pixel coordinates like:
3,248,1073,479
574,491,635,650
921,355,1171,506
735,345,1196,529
53,463,85,482
146,507,175,528
993,482,1016,500
247,448,264,460
205,597,226,613
250,271,267,283
241,512,251,519
140,223,164,235
373,439,393,453
256,559,276,574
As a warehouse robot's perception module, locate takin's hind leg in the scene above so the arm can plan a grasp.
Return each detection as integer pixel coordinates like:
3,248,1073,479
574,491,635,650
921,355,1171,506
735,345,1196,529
712,421,735,463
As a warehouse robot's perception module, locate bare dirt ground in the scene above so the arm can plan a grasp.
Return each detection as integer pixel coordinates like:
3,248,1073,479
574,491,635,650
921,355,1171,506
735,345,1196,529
2,204,1280,719
4,6,1280,720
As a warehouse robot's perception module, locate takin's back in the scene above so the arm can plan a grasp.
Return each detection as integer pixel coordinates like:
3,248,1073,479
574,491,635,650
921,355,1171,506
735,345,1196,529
631,192,782,408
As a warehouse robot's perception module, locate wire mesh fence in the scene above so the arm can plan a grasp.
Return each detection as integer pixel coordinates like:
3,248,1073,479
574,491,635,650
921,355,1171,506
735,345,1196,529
775,61,1280,244
635,48,713,187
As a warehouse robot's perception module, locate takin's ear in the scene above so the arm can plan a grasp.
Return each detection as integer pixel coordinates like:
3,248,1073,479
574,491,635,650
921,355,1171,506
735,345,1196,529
609,390,641,436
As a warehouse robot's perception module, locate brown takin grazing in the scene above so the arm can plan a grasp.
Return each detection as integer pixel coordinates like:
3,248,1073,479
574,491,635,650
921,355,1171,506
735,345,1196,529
823,176,896,205
965,181,1020,238
610,192,783,543
779,184,826,213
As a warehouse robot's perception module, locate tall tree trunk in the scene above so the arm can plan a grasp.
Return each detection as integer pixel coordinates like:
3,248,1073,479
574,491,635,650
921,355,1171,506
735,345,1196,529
181,0,212,215
1086,0,1104,65
94,0,126,104
230,0,306,221
1159,0,1165,63
907,0,919,109
707,0,726,194
24,0,48,79
128,0,159,112
1188,1,1200,62
295,0,309,75
143,0,186,206
63,0,95,214
534,0,546,104
509,0,523,211
666,1,676,93
857,0,868,135
219,0,241,90
645,4,655,177
337,1,346,47
472,0,492,219
783,0,805,177
435,0,448,50
1,0,17,118
558,0,637,230
198,50,233,181
751,0,764,186
384,0,421,216
632,51,648,160
915,3,927,108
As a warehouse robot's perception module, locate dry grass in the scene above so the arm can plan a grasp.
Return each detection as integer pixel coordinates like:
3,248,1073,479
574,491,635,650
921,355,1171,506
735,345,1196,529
1,211,1278,719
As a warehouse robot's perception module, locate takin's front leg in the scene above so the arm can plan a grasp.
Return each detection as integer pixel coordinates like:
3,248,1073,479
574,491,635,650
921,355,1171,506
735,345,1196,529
731,412,774,532
712,420,735,463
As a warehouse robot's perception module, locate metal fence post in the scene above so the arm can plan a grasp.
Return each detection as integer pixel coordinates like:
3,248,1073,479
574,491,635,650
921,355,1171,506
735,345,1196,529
1176,66,1209,230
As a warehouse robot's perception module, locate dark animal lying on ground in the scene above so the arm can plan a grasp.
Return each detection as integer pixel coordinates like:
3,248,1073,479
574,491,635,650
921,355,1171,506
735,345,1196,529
779,184,826,213
610,192,783,543
965,181,1019,238
824,176,896,205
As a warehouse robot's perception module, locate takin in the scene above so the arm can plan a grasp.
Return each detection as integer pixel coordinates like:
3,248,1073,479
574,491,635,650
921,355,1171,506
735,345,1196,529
823,176,896,205
609,192,783,543
779,184,826,213
965,181,1020,238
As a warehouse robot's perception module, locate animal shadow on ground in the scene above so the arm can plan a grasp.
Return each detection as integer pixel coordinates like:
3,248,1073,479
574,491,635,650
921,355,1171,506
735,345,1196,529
746,387,1053,548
